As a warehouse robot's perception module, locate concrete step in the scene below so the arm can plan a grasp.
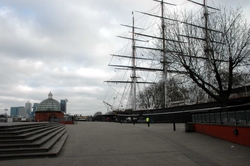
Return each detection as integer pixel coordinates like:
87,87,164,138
0,132,68,160
0,124,63,139
0,122,68,160
0,126,65,149
0,125,52,136
0,123,49,133
0,124,64,143
0,129,66,154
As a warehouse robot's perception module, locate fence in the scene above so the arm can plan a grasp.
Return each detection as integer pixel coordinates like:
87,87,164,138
191,104,250,125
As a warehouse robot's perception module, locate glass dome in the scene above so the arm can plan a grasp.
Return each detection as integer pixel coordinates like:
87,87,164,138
37,92,61,112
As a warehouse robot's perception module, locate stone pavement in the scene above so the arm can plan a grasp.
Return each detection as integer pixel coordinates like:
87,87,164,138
1,122,250,166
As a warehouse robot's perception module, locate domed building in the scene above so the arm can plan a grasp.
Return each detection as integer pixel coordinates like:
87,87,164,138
35,92,64,122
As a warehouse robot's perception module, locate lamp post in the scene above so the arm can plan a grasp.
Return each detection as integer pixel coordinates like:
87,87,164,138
4,108,8,116
4,108,8,122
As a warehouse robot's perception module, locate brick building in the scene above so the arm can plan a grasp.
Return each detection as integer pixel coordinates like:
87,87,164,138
35,92,64,122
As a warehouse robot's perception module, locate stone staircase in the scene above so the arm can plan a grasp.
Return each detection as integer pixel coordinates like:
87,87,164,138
0,122,68,160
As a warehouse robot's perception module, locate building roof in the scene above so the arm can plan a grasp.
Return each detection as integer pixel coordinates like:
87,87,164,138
37,92,61,112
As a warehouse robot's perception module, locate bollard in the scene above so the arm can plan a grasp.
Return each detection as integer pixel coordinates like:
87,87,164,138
173,122,176,131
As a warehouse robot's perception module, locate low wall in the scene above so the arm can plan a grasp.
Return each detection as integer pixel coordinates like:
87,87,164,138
190,123,250,147
61,121,74,124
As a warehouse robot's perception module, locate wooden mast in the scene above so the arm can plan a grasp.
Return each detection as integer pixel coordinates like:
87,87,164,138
161,0,168,108
131,12,137,111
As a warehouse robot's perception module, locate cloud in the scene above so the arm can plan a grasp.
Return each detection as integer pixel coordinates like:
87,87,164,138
0,0,249,116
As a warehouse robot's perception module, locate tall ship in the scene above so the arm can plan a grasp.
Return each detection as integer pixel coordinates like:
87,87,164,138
103,0,240,113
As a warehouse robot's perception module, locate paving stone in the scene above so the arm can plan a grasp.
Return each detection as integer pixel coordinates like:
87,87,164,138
1,122,250,166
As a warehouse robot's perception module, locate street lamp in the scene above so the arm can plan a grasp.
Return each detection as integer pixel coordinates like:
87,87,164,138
4,108,8,122
4,108,8,116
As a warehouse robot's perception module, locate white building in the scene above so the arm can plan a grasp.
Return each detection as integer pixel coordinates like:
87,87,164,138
25,101,32,116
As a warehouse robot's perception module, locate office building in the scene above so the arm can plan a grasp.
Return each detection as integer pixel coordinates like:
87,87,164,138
18,106,26,117
60,99,67,113
33,103,39,113
10,107,18,117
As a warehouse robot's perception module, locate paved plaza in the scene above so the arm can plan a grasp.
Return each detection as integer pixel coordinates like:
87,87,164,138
1,122,250,166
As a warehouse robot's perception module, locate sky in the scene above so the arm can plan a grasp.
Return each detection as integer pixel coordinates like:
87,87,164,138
0,0,249,116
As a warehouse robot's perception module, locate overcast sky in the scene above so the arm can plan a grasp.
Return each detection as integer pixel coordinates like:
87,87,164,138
0,0,249,116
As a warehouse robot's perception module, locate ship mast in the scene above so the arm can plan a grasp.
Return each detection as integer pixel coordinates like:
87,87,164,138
187,0,220,102
161,0,168,108
136,0,176,108
204,0,211,101
131,12,137,111
105,12,155,111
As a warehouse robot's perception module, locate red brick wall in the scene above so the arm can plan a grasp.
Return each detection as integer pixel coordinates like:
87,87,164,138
35,111,64,122
194,123,250,147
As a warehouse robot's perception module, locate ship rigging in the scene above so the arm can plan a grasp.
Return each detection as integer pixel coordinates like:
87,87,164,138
104,0,222,112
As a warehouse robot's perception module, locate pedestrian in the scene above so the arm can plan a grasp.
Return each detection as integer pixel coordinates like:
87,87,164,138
146,117,150,127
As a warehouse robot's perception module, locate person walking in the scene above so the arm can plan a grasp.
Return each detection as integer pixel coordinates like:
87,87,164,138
146,117,150,127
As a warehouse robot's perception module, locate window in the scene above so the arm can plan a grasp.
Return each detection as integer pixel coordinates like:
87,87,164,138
215,112,221,123
228,111,236,124
246,110,250,124
202,113,206,123
192,114,196,122
205,113,210,123
221,112,228,123
237,110,247,124
197,114,201,122
210,112,215,123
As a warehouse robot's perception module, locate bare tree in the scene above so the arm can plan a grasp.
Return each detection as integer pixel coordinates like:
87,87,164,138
137,77,188,109
93,111,102,117
137,84,161,109
164,6,250,106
